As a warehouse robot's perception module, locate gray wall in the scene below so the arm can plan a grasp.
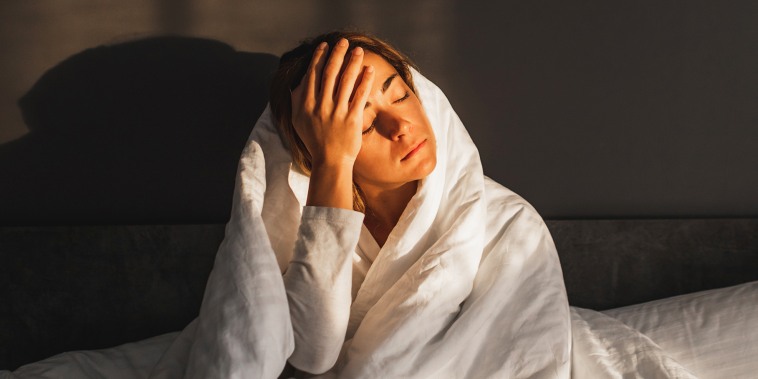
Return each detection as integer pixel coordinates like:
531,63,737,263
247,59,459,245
1,0,756,220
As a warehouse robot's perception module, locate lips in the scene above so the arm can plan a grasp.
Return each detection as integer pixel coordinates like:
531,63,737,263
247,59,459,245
401,139,427,161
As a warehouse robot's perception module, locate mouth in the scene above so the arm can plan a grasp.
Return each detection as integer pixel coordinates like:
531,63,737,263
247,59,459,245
401,139,427,161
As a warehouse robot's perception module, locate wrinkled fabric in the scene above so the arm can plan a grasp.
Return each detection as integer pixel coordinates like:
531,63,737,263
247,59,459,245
150,69,573,378
6,69,738,379
601,281,758,379
571,307,697,379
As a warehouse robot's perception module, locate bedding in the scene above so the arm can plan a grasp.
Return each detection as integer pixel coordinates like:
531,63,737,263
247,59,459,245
6,282,758,378
602,281,758,378
3,70,758,378
146,68,572,378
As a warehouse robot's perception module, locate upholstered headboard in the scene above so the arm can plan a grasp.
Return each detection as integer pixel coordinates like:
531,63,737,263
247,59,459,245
549,218,758,309
2,219,757,369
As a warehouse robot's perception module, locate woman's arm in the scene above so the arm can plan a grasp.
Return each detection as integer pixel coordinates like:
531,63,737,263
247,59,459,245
283,206,363,374
283,39,374,374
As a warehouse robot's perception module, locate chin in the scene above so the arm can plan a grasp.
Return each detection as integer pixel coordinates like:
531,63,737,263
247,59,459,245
413,154,437,180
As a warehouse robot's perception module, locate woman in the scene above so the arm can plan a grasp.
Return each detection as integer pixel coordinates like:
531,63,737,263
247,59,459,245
214,30,571,378
10,31,755,379
133,29,568,379
270,31,439,374
271,32,437,246
151,30,750,379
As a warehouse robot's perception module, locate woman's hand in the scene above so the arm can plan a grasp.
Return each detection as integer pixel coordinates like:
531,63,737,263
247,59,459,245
290,38,375,169
290,38,375,210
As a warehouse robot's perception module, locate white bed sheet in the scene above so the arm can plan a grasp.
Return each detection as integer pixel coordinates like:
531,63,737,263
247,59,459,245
601,281,758,379
5,281,758,378
4,332,178,379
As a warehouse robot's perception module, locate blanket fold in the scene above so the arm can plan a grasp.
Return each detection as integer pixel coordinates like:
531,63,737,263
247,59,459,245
146,69,695,379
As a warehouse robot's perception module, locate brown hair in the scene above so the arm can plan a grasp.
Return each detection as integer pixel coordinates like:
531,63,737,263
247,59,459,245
269,30,419,212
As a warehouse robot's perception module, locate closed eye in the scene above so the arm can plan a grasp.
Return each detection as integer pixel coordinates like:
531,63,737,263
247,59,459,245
362,121,375,135
393,91,410,104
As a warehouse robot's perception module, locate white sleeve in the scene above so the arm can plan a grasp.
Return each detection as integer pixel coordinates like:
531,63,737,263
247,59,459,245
283,206,364,374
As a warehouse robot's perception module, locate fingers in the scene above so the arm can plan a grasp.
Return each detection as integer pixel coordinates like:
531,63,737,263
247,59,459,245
319,38,350,106
348,65,375,117
298,42,329,110
335,46,365,111
294,38,370,123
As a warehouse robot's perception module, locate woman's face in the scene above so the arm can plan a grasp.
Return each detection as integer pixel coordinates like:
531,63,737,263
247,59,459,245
353,52,437,192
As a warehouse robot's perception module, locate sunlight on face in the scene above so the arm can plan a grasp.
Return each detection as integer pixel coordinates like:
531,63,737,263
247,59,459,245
353,52,437,193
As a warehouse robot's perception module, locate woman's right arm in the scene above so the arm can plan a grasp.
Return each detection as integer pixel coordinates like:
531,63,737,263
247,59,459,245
283,39,374,374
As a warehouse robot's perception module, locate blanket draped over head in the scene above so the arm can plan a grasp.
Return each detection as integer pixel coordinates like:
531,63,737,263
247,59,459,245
147,70,696,379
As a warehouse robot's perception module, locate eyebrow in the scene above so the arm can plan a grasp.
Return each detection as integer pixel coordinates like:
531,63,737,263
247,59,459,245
381,74,397,93
365,74,398,109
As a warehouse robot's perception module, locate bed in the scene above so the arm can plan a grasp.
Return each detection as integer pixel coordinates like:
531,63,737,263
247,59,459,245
1,36,757,378
2,220,758,377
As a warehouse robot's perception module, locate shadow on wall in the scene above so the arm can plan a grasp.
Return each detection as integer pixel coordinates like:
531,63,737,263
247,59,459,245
0,36,279,226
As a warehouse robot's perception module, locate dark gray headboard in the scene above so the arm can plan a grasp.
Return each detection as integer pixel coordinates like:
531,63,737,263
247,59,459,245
2,219,757,370
1,225,223,370
548,218,758,309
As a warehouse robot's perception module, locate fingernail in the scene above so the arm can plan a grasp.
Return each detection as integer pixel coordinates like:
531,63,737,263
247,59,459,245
338,38,348,47
367,65,374,73
353,47,363,55
317,42,327,50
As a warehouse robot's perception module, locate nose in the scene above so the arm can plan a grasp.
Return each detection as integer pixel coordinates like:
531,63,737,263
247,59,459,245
386,114,412,141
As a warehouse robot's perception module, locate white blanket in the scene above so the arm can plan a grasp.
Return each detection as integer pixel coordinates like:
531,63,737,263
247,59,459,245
7,70,754,379
150,68,573,378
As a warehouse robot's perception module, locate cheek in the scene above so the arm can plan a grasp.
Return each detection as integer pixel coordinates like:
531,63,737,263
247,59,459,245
408,104,433,134
353,147,384,178
356,141,378,164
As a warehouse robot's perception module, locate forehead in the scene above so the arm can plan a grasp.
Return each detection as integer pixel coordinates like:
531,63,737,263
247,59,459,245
362,51,399,81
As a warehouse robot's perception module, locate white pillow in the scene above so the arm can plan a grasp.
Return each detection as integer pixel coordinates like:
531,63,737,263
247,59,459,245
602,281,758,379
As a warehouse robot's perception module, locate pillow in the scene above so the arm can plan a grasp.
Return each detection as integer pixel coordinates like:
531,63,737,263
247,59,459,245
602,281,758,378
